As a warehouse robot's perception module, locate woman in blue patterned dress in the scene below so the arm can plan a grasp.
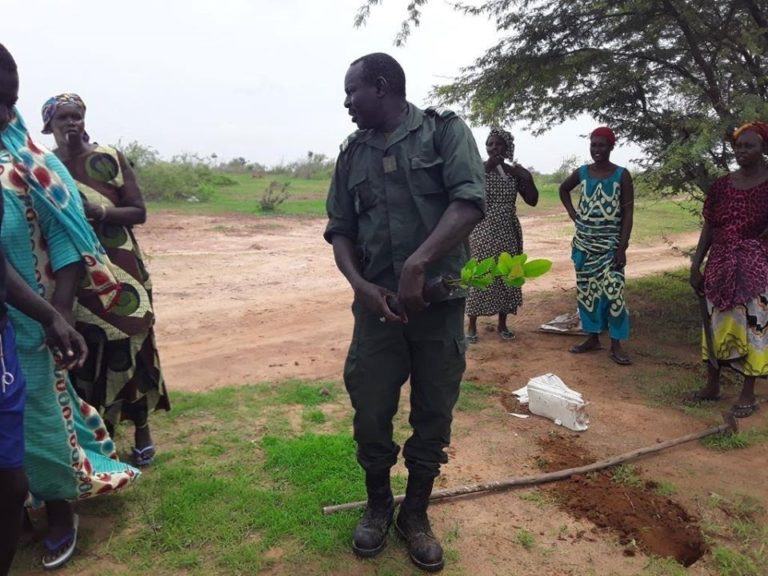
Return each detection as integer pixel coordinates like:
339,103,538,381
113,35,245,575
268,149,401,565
0,43,139,570
559,127,635,365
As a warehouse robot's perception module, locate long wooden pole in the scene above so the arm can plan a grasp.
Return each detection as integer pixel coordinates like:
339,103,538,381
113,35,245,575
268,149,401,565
322,413,737,515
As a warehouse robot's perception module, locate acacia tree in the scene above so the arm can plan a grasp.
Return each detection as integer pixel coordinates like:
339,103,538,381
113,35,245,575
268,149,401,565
357,0,768,197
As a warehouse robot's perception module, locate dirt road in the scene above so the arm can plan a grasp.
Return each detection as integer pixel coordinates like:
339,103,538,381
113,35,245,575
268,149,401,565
142,213,696,391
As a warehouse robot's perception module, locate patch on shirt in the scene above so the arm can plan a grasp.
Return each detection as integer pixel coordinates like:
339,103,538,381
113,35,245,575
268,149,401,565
382,155,397,173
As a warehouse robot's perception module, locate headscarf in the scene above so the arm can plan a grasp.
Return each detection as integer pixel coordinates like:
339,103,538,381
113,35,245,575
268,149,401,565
41,93,89,141
590,127,616,146
487,127,515,160
0,108,120,308
733,122,768,144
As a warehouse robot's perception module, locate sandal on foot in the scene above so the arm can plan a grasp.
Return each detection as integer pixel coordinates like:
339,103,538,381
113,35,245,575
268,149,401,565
132,445,156,467
42,514,78,570
499,329,516,341
732,401,760,419
609,351,632,366
684,390,721,405
466,334,478,345
569,341,602,354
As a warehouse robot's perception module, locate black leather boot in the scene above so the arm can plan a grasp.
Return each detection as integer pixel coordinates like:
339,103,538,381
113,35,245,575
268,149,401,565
352,469,394,557
395,474,444,572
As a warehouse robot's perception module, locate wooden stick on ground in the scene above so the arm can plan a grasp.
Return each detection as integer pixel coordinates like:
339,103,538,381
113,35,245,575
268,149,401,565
322,413,737,515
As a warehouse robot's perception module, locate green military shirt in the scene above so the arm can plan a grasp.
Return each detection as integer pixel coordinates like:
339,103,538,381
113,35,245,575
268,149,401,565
324,103,486,294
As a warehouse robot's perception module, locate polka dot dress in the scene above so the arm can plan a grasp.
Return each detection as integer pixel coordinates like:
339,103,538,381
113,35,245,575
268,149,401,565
466,169,524,316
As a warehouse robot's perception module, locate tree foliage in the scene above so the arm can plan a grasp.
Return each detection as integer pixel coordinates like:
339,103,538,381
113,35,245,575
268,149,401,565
357,0,768,196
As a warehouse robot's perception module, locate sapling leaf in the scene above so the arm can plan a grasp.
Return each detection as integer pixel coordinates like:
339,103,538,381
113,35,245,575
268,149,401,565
523,259,553,278
476,256,496,276
496,252,514,275
509,262,525,279
509,254,528,267
470,275,495,289
461,259,478,284
503,276,526,288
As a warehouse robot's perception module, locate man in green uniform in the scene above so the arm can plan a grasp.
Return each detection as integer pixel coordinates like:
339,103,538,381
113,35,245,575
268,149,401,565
324,52,485,572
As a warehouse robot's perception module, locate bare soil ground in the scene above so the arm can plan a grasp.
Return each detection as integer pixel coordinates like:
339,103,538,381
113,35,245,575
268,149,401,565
144,213,696,392
49,212,768,575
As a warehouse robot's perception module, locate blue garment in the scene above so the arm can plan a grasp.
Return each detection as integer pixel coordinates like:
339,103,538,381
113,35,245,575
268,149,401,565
571,165,629,340
0,153,140,502
0,323,26,470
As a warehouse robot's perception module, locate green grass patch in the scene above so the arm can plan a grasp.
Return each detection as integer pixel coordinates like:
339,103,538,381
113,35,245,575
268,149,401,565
701,426,768,451
269,380,337,406
519,489,555,508
712,545,764,576
610,464,644,489
631,198,699,242
642,556,689,576
303,408,327,425
517,182,561,215
145,172,702,246
148,173,330,217
516,528,536,550
9,381,427,575
699,491,768,575
520,181,699,244
456,381,497,412
650,480,678,497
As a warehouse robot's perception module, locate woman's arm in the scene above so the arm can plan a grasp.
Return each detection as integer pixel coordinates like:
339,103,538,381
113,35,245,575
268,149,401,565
50,262,83,325
507,164,539,206
558,169,581,222
689,221,712,295
89,150,146,226
5,261,87,368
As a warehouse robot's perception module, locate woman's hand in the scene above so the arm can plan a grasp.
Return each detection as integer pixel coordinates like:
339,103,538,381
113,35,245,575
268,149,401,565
689,265,705,296
507,163,532,180
484,154,504,173
83,200,105,221
43,310,88,370
612,246,627,269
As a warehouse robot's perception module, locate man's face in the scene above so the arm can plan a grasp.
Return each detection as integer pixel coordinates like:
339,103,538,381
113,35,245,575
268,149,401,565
344,62,383,130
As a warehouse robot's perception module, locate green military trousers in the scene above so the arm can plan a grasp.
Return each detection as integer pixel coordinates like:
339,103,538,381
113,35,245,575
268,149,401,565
344,297,467,478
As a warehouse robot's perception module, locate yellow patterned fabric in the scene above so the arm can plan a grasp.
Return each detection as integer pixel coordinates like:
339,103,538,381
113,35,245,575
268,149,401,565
75,145,151,341
67,145,169,427
703,293,768,376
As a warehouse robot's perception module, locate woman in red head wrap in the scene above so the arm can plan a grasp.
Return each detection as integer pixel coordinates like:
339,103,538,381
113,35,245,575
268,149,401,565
558,127,635,365
689,122,768,417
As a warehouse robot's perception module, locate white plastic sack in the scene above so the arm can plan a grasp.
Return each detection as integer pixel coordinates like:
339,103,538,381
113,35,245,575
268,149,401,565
520,373,589,431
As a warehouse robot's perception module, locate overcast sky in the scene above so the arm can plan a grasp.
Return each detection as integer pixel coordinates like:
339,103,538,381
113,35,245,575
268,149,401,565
4,0,641,173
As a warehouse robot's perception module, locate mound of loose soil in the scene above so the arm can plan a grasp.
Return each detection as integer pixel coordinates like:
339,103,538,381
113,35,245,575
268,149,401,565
537,433,707,566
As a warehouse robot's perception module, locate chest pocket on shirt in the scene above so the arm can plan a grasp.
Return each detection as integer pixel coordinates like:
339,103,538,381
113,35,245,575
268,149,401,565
410,154,444,195
348,170,377,215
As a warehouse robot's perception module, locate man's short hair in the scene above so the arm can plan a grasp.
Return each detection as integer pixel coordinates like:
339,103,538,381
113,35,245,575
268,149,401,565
350,52,406,98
